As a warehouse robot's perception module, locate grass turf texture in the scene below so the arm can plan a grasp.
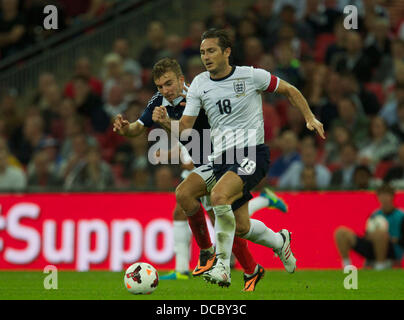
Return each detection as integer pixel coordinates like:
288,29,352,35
0,270,403,300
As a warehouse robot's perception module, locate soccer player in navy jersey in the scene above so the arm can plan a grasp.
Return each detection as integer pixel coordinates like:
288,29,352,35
153,29,325,287
114,58,287,290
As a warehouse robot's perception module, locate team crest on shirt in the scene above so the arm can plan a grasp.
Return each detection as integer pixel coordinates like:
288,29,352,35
233,79,246,97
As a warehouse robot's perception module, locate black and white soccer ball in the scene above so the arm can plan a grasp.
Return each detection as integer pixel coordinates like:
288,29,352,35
124,262,159,295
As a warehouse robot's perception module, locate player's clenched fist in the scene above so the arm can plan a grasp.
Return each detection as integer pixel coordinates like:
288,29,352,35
152,106,168,123
113,114,130,136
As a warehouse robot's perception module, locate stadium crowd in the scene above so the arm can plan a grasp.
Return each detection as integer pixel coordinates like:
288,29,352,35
1,0,404,192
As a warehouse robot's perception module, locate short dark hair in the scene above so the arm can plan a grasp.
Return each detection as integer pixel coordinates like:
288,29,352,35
152,58,183,81
201,28,232,52
377,184,395,196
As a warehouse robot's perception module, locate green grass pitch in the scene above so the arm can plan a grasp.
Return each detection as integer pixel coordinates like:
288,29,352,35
0,269,403,300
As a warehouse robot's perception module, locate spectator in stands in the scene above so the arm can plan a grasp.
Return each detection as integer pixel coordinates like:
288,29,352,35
33,72,57,106
58,0,107,25
64,144,114,191
379,81,404,127
280,103,309,141
324,124,351,164
384,144,404,189
352,164,380,190
60,132,90,183
157,34,187,70
359,116,399,168
0,0,28,58
113,38,142,86
0,141,26,191
325,17,347,66
268,130,300,180
64,57,103,98
9,112,48,166
363,16,392,80
231,17,260,65
274,41,304,89
72,75,110,133
131,160,153,190
138,21,166,69
243,36,265,67
391,101,404,142
0,88,21,139
154,165,176,191
300,165,318,191
101,52,124,101
120,71,140,103
27,149,61,189
59,115,98,161
334,184,404,270
332,31,374,83
330,143,358,189
331,95,369,149
204,0,239,30
186,56,206,82
304,0,341,37
339,72,381,116
38,83,64,134
278,144,331,189
182,20,205,61
313,69,342,131
103,84,128,118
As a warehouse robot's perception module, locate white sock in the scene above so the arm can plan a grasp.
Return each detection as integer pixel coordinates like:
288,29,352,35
213,205,236,268
173,220,191,273
248,196,269,216
242,219,283,250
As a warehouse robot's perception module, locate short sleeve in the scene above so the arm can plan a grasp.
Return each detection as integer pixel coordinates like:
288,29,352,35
183,78,202,117
252,68,280,93
138,106,154,127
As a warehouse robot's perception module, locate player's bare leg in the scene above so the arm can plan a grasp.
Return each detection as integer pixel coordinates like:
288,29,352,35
176,172,208,215
366,229,390,270
334,226,357,267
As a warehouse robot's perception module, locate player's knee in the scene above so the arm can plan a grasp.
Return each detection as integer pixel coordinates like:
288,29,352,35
334,226,350,240
210,190,229,207
368,229,389,241
235,222,250,236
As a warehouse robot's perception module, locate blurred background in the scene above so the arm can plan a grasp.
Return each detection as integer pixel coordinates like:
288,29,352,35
1,0,404,193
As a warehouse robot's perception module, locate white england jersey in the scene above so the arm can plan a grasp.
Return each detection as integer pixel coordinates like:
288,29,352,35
183,66,280,160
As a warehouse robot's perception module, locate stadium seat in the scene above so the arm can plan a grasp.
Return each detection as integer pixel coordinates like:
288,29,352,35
374,160,394,179
314,33,336,63
364,82,386,106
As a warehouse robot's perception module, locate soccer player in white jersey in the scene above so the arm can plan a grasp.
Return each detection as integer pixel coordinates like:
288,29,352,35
113,57,287,289
152,29,325,287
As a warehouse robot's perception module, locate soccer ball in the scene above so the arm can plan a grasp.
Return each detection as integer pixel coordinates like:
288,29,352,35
366,215,389,233
124,262,159,295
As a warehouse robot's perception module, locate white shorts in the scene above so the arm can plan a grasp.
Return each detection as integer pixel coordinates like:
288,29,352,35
192,163,216,212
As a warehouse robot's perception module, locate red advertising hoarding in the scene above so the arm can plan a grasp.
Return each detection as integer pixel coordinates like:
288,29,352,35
0,192,403,271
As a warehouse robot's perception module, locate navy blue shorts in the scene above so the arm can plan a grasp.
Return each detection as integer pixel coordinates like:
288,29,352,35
212,144,270,211
353,236,397,260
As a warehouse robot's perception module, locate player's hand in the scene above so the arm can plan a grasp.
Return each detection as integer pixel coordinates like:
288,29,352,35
179,84,188,106
306,117,325,139
113,114,130,136
152,106,169,124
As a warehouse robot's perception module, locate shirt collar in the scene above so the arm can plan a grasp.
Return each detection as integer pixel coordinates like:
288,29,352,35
161,85,188,107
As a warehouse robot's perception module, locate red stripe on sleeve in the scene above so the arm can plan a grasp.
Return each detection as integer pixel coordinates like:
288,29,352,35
266,75,279,93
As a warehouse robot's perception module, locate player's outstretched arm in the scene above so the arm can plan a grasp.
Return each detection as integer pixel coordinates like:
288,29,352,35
276,79,325,139
113,114,146,137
